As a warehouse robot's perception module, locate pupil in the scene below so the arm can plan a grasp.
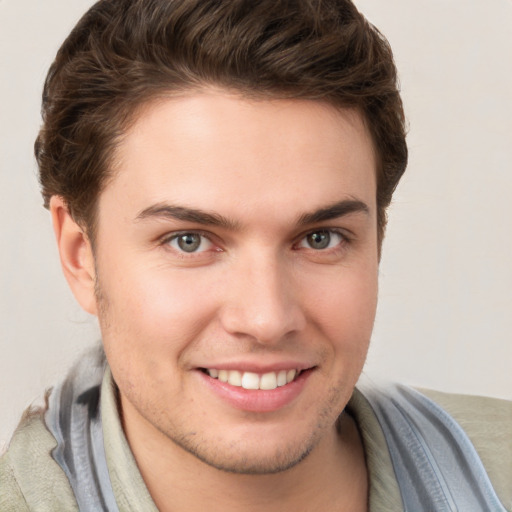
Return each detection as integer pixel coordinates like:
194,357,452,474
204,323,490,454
308,231,330,250
178,234,200,252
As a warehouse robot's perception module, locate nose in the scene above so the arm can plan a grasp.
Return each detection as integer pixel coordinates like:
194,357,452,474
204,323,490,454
219,252,306,345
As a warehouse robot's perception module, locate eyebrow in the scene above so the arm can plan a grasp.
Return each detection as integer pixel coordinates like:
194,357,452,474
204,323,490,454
135,198,369,229
297,199,370,225
135,203,240,230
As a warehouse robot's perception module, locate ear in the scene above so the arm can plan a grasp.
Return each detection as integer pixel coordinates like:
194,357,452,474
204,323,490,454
50,196,98,316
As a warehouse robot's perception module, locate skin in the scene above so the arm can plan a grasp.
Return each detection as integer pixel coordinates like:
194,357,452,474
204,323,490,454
52,90,378,511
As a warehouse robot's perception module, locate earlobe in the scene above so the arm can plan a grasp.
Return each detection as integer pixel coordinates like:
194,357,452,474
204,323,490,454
50,196,98,316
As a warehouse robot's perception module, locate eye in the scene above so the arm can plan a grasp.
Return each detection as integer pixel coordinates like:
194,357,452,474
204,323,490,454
166,232,213,253
298,230,345,250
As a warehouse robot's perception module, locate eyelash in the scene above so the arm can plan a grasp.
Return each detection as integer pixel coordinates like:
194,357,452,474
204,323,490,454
160,230,219,257
159,228,351,256
294,228,349,252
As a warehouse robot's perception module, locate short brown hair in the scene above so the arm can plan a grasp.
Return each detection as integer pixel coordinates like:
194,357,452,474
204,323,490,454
36,0,407,244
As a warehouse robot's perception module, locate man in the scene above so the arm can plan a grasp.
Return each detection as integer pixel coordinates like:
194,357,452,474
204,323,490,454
1,0,510,510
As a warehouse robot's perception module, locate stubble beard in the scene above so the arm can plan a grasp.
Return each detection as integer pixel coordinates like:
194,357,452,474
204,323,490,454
125,380,348,476
161,419,319,475
94,273,352,477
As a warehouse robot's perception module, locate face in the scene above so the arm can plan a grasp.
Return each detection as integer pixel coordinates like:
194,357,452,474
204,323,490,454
92,91,378,474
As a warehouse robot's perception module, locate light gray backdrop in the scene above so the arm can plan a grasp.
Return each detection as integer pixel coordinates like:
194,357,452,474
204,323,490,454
1,0,511,449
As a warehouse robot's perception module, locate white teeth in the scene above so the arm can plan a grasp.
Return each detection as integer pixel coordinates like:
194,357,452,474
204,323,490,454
241,372,260,390
227,370,242,387
260,372,277,390
205,368,301,390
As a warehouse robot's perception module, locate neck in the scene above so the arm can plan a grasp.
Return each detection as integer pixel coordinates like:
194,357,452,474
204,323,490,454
123,409,368,512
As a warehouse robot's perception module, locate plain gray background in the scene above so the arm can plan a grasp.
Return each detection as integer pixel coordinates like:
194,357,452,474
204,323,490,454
1,0,511,449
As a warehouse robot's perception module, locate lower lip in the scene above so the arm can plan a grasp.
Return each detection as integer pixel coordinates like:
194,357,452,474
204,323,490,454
198,370,312,413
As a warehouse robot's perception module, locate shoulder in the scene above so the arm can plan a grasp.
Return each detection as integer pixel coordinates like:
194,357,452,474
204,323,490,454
354,382,512,511
419,388,512,510
0,407,78,511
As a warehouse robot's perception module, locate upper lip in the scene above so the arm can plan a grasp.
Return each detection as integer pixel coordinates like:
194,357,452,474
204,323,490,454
195,360,316,373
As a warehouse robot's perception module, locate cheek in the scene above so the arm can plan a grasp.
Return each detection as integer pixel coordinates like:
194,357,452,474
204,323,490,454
98,268,220,402
305,264,378,352
97,263,221,357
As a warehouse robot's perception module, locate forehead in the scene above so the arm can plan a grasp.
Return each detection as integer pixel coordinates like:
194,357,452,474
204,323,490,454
103,91,377,224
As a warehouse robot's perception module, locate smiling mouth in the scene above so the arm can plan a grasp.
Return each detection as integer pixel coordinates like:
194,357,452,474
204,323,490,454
200,368,304,390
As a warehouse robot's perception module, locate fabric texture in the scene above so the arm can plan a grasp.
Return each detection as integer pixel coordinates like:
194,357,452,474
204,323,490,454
359,382,507,511
44,346,119,512
1,346,511,511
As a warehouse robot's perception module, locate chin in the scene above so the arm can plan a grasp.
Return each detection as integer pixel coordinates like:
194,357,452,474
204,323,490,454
180,438,316,475
167,423,322,475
